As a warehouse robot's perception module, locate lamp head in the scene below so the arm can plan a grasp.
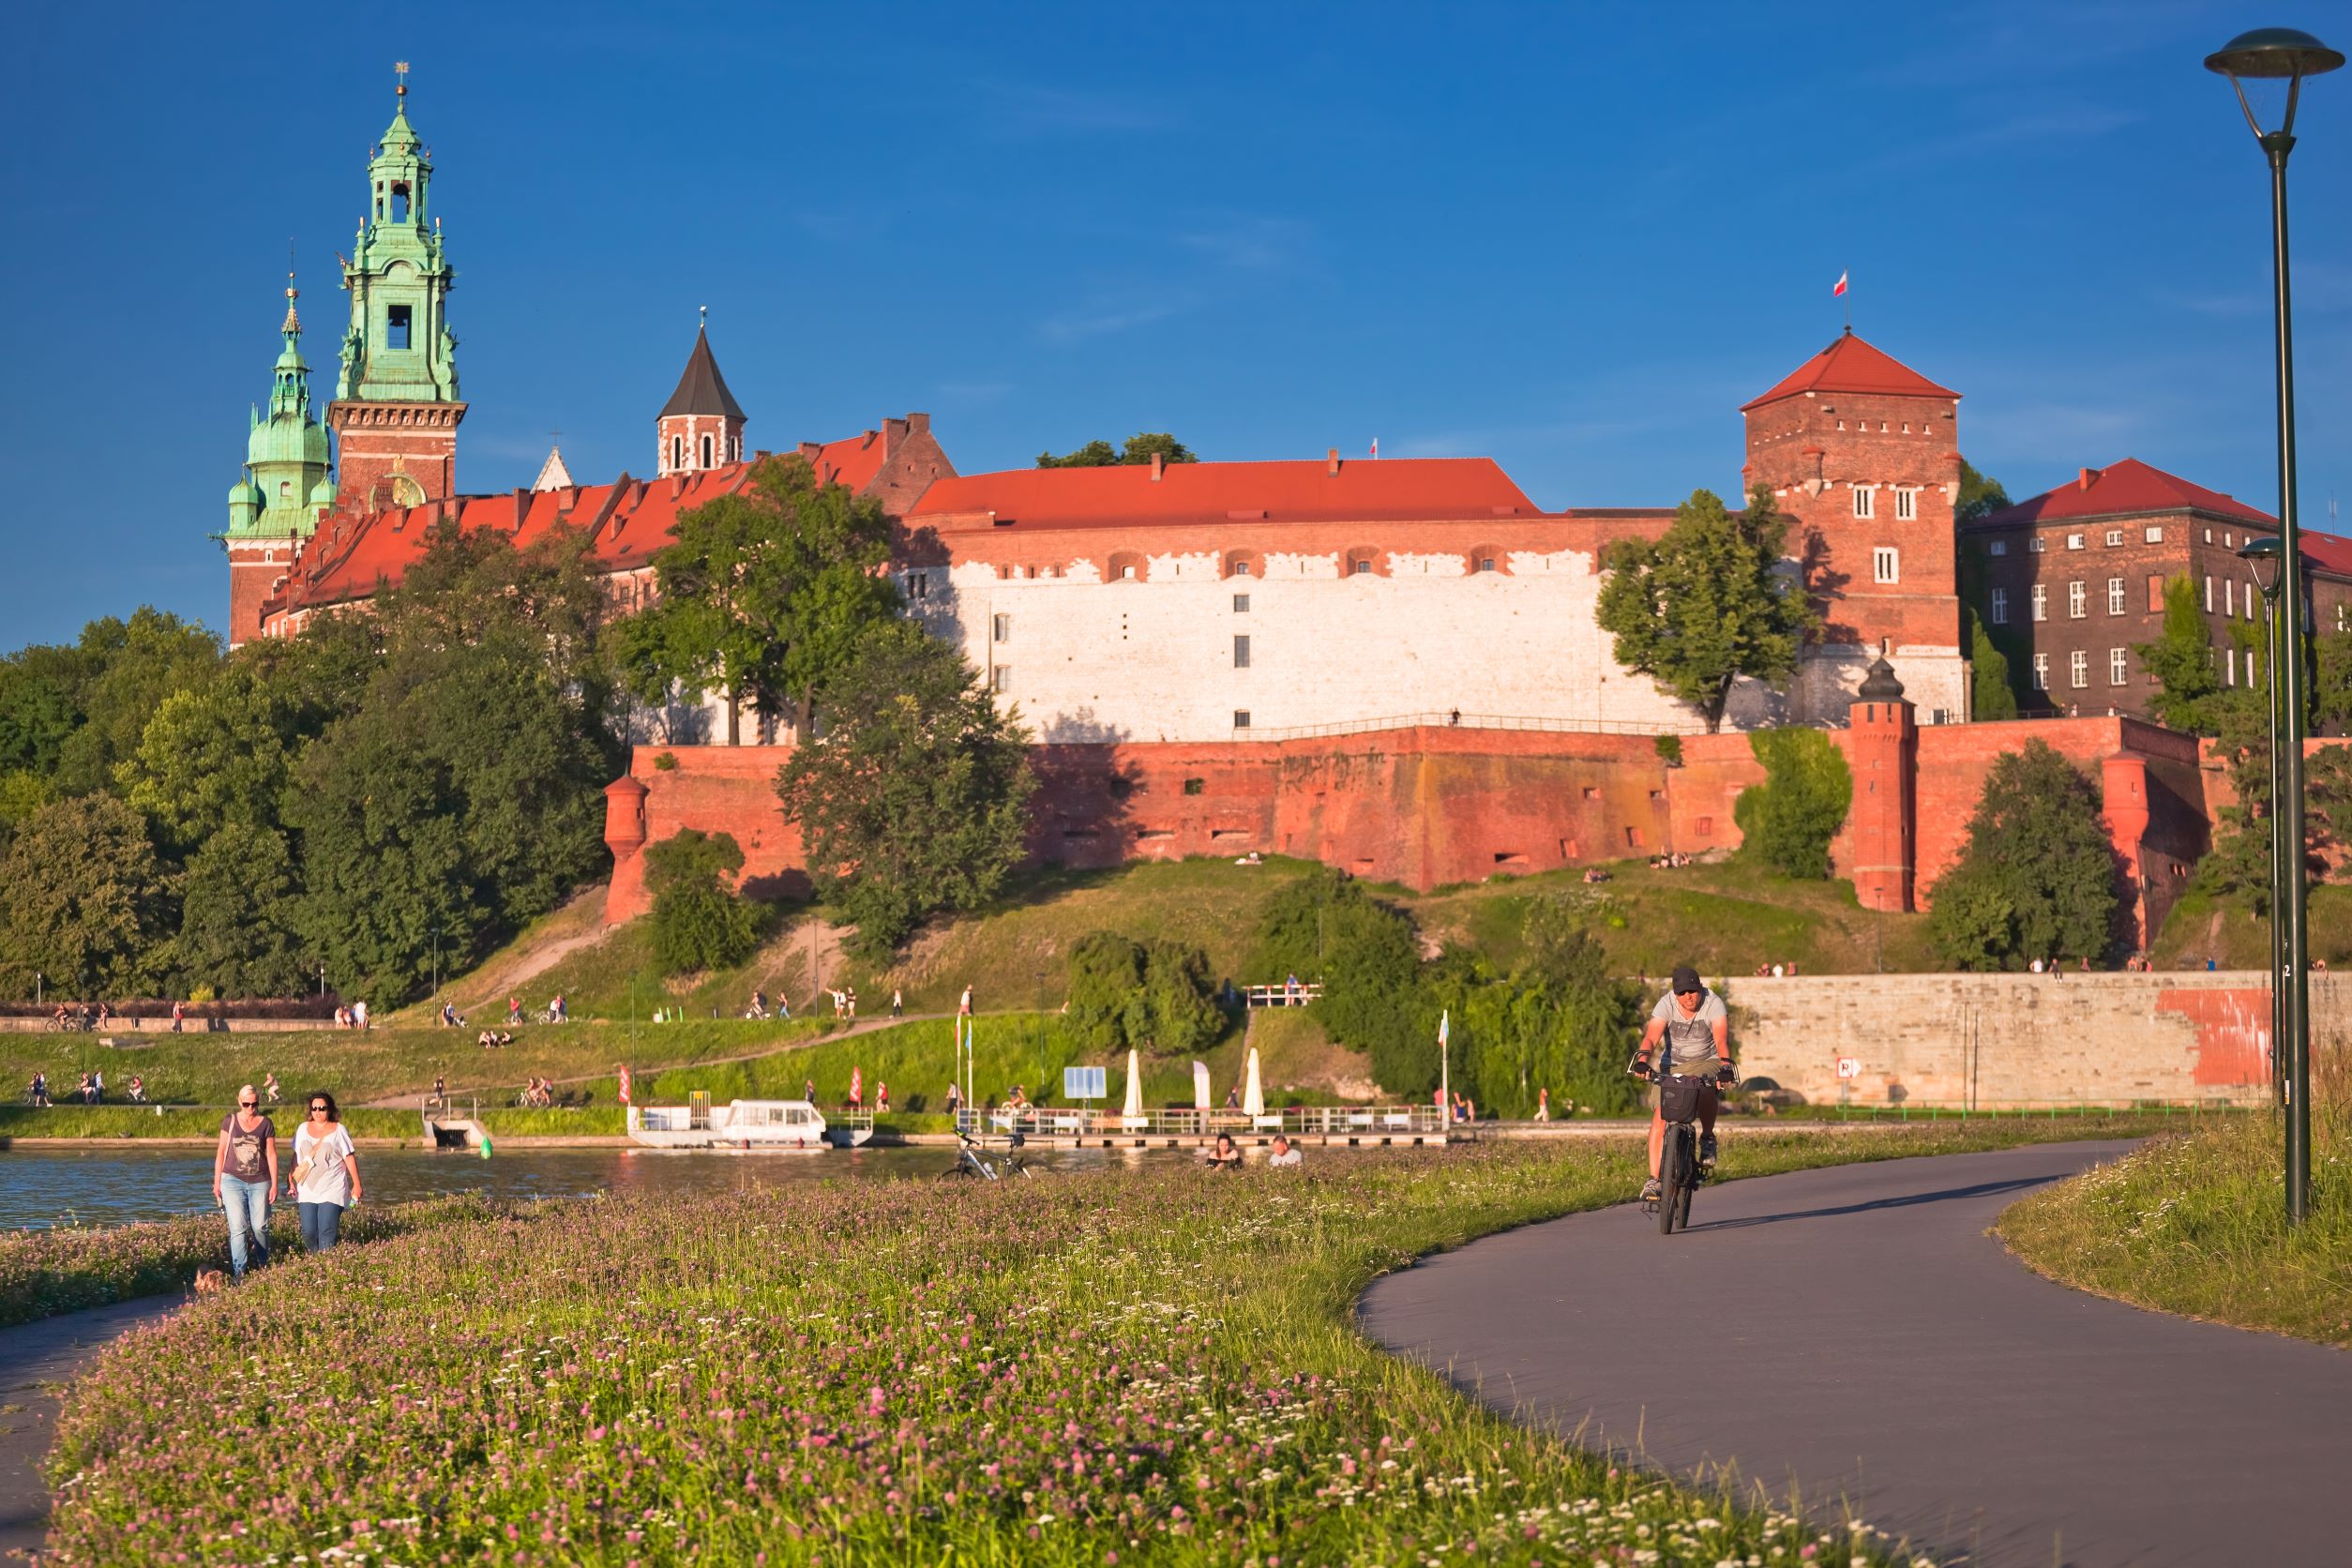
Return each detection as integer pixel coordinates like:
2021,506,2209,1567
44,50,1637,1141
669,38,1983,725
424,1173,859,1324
2238,534,2285,597
2205,27,2344,79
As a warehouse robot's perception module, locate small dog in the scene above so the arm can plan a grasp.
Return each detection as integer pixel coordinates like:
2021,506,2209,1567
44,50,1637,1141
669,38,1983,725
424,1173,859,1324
193,1267,226,1297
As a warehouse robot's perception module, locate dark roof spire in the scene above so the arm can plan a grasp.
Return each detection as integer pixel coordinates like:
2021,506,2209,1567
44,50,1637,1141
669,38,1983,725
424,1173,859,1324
660,321,746,421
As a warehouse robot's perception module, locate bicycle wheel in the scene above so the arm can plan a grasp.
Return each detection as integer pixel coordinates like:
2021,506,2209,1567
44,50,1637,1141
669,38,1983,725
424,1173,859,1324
1674,1153,1696,1230
1657,1129,1683,1235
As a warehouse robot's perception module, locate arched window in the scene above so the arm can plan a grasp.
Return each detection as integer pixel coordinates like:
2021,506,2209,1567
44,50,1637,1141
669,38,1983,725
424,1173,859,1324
701,434,714,468
1346,548,1380,578
1224,551,1261,580
1107,550,1146,582
671,435,683,471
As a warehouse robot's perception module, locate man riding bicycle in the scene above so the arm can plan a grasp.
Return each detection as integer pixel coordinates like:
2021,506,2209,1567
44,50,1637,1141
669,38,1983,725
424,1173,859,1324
1630,965,1735,1203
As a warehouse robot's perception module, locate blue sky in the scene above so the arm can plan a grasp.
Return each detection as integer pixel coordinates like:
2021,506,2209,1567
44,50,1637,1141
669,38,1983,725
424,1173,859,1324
4,0,2346,648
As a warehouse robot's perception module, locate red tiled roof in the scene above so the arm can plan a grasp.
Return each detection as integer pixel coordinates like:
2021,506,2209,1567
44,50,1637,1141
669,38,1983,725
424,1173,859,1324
903,457,1540,530
804,430,892,494
1741,330,1959,412
1975,458,2274,530
2298,529,2352,580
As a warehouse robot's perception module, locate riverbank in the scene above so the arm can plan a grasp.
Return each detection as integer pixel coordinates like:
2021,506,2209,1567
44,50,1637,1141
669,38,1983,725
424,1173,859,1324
42,1117,2174,1564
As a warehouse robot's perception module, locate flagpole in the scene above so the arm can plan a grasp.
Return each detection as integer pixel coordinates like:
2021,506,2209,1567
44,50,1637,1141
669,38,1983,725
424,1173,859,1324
1439,1008,1450,1134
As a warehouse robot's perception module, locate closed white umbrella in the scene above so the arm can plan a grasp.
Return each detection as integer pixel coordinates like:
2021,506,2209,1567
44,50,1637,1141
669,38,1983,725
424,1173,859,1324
1243,1047,1265,1118
1192,1060,1212,1111
1123,1048,1143,1125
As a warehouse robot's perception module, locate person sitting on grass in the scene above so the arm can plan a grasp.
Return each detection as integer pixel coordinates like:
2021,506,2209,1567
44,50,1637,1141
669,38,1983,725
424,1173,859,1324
1205,1133,1244,1171
1268,1135,1303,1168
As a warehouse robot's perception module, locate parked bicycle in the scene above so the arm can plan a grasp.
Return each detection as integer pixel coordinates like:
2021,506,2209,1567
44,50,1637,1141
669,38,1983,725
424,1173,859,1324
940,1129,1033,1182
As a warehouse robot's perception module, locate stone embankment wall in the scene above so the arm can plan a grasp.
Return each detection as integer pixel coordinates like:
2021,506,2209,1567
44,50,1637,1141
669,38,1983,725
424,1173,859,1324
1732,971,2347,1108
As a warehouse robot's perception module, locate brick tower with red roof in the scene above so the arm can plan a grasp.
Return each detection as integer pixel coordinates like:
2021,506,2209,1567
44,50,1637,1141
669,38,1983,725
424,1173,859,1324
656,314,746,476
1742,329,1968,725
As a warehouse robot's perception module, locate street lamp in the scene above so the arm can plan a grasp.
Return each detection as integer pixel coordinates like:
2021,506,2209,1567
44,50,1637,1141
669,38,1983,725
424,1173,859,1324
2209,27,2341,1224
2238,535,2285,1109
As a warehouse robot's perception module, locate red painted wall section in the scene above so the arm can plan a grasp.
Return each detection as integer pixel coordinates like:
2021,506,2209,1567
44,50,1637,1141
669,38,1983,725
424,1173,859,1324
605,746,807,925
2155,987,2273,1087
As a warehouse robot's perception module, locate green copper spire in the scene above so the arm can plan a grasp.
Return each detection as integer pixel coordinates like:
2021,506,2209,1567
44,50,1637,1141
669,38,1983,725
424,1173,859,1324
335,65,459,405
220,275,333,542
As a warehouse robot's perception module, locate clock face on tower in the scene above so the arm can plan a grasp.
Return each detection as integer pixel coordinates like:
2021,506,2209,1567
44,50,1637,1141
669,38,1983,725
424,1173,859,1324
389,473,427,507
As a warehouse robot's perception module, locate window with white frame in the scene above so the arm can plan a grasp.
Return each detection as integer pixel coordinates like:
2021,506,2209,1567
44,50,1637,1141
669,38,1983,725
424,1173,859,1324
2145,526,2164,543
2205,575,2214,611
2067,533,2085,550
2110,648,2129,686
1988,538,2009,557
1873,548,1899,584
2032,584,2047,622
1894,489,1917,520
1232,635,1251,669
2030,536,2046,552
2104,529,2123,547
2069,580,2088,618
991,665,1012,694
2246,582,2257,622
1990,587,2009,625
2107,577,2126,615
2032,653,2049,690
1852,487,1875,519
2225,645,2237,686
2225,579,2235,615
992,612,1011,643
2070,650,2088,688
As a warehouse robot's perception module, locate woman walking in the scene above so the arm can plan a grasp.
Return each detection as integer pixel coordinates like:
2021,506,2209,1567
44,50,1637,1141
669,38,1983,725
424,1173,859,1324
213,1086,279,1279
289,1092,362,1253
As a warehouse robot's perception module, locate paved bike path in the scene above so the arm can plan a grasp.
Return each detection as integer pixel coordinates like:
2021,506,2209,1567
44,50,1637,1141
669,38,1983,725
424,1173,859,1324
0,1296,181,1559
1360,1139,2352,1568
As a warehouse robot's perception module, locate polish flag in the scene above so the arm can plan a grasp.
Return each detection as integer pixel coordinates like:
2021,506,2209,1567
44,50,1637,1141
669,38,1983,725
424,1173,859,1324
1832,270,1848,297
617,1064,632,1106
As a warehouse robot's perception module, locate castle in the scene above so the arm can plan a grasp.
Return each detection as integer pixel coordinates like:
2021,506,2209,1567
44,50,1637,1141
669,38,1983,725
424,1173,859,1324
220,80,2351,943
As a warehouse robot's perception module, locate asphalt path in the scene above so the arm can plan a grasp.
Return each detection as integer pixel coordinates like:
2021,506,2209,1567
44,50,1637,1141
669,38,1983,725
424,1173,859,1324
0,1296,180,1560
1360,1139,2352,1568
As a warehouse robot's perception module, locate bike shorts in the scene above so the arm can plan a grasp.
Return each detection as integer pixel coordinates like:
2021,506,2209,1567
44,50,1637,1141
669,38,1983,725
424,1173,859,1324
1652,1074,1714,1123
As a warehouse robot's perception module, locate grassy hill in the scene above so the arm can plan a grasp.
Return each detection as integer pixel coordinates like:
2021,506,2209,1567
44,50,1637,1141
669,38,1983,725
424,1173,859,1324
2148,883,2352,971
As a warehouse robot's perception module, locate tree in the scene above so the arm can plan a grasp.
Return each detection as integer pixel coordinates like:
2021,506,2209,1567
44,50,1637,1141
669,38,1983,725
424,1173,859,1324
2133,575,2223,734
776,622,1035,957
1952,459,2012,528
1733,728,1852,880
1594,487,1819,731
2315,625,2352,736
1249,867,1428,1093
617,454,897,744
645,829,761,974
171,822,310,998
1927,741,2122,970
1037,433,1198,468
0,794,172,998
0,660,77,780
1066,931,1222,1055
48,609,222,798
117,654,322,852
1968,607,2019,721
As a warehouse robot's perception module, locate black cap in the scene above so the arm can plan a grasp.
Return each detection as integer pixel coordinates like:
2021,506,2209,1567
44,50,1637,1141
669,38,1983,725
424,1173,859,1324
1670,965,1704,995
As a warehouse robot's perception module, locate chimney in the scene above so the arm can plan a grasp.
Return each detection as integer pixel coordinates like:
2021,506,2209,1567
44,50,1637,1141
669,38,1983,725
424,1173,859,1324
797,441,823,462
884,415,910,447
906,412,930,434
1151,451,1166,481
2079,466,2099,490
1327,447,1341,476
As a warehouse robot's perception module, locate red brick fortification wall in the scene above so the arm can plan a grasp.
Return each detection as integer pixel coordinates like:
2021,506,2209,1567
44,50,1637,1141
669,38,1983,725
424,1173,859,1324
605,746,806,924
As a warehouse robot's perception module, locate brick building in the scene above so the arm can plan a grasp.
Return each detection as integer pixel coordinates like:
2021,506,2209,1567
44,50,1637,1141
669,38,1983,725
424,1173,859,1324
1959,459,2352,718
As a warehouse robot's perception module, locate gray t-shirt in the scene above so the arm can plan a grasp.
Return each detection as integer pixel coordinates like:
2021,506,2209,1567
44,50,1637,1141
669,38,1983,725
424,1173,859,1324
1651,989,1728,1074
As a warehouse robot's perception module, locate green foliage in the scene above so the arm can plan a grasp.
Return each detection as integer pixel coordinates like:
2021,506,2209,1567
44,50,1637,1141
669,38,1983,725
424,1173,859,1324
2316,626,2352,736
1927,740,2121,969
172,822,310,998
645,829,760,974
1653,733,1683,767
1593,487,1818,731
1968,607,2020,720
1430,897,1649,1117
617,454,898,743
0,794,172,997
0,771,53,837
115,641,339,852
1249,867,1429,1093
1732,728,1852,881
1952,459,2011,527
0,662,77,779
777,622,1036,959
1036,433,1199,468
2134,575,2224,734
1063,931,1222,1055
47,610,223,799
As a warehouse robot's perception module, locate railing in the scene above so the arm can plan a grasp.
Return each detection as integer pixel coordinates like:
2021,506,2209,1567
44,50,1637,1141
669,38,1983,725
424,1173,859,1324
957,1104,1445,1138
1242,982,1324,1008
1237,711,1711,742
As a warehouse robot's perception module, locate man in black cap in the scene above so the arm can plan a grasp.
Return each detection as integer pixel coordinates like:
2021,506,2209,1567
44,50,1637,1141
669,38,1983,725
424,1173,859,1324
1629,964,1735,1201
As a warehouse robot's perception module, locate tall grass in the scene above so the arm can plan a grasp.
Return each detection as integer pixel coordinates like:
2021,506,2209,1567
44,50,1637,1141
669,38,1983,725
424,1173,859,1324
1998,1035,2350,1345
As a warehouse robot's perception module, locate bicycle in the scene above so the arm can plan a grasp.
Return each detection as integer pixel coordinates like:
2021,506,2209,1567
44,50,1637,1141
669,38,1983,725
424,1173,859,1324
940,1128,1033,1182
1638,1064,1710,1235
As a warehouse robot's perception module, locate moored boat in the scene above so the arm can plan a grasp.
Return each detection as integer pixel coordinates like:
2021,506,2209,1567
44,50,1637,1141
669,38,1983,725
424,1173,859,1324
627,1095,867,1150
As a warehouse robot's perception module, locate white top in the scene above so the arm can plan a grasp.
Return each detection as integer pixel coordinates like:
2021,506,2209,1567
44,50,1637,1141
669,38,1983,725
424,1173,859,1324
293,1123,357,1205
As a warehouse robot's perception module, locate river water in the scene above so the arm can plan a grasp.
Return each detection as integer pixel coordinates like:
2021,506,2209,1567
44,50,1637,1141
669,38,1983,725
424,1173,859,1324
0,1144,1208,1230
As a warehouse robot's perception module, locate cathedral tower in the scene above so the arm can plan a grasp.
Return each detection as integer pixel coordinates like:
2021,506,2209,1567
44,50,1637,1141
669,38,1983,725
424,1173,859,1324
218,276,336,645
656,313,746,476
329,67,465,512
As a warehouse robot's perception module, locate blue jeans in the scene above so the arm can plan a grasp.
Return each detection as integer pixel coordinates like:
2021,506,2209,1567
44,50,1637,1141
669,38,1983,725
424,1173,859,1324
298,1200,344,1252
220,1176,271,1277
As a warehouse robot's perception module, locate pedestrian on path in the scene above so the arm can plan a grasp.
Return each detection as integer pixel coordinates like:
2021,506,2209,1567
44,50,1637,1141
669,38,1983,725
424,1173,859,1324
213,1086,279,1280
172,999,185,1033
958,985,972,1018
289,1092,361,1253
877,1080,890,1115
1535,1087,1550,1123
891,987,903,1018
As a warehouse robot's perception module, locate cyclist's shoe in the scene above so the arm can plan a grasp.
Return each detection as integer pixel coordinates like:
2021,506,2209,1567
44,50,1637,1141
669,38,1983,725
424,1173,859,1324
1699,1132,1719,1168
1639,1177,1662,1203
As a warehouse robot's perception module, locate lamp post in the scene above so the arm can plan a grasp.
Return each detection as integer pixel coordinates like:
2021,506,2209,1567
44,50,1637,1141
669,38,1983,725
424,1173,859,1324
2208,27,2341,1224
2239,536,2286,1108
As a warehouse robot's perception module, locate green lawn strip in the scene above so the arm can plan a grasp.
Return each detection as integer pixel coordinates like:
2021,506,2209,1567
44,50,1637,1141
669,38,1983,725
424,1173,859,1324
1998,1111,2352,1348
0,1193,531,1330
48,1119,2160,1565
2147,882,2352,971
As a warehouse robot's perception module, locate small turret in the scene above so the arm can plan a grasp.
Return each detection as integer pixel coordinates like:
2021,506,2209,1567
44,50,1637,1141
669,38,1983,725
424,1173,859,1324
656,309,746,476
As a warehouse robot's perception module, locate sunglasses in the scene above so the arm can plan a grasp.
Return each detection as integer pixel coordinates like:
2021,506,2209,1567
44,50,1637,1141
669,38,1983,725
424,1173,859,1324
309,1105,330,1113
238,1100,258,1108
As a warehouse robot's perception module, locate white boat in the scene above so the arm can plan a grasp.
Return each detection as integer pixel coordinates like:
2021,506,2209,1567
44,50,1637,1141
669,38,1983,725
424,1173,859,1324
626,1094,868,1150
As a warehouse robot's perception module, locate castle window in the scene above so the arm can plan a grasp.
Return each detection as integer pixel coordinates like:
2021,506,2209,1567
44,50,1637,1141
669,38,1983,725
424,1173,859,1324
991,665,1012,694
2225,579,2236,616
2225,645,2237,686
1988,539,2008,556
1350,557,1373,576
1232,594,1250,613
2032,585,2047,622
1990,588,2008,625
2146,525,2163,543
1480,558,1497,572
1852,487,1875,520
671,435,684,471
1227,556,1254,578
701,434,714,468
2030,536,2045,552
2070,650,2088,688
1183,777,1204,795
731,436,741,461
2110,648,2130,686
2066,533,2084,550
1121,565,1137,580
1894,489,1916,520
907,571,928,601
2205,574,2214,611
1873,548,1899,584
2032,653,2049,690
2104,529,2123,547
1232,710,1251,729
2108,577,2126,615
2068,580,2087,618
1233,635,1251,669
992,613,1011,643
2204,528,2213,544
386,304,412,351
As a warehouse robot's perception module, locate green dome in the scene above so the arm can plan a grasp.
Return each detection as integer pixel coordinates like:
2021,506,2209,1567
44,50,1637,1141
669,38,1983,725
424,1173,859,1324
228,477,263,507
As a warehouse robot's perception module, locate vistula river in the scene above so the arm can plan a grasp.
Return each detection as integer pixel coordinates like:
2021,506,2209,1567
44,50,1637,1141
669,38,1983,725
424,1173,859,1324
0,1143,1209,1230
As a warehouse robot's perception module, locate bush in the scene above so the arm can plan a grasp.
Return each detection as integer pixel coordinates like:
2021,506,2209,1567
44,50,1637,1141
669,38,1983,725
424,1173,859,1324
1251,867,1428,1093
1733,728,1852,880
645,830,760,974
1427,898,1648,1117
1065,931,1223,1055
1654,733,1684,768
1928,740,2122,970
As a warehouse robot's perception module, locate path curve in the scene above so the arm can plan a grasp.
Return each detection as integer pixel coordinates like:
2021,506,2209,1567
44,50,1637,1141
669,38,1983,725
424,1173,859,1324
0,1297,180,1558
1360,1139,2352,1568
